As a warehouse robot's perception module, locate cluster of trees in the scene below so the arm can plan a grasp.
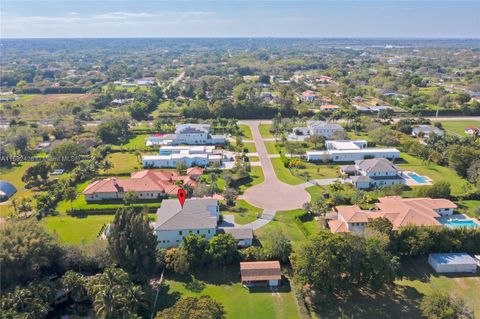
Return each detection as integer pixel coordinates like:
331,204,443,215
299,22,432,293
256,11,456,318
421,292,474,319
96,116,130,144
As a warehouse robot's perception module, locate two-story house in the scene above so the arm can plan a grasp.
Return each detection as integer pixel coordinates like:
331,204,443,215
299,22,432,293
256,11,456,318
145,123,226,146
340,158,405,189
154,198,220,248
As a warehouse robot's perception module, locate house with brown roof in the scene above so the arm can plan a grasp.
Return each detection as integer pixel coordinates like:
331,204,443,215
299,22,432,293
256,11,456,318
328,196,457,234
83,169,199,202
300,90,317,102
240,261,282,288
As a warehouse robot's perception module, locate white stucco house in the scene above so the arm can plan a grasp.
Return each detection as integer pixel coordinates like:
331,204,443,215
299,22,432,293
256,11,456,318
306,140,400,162
411,125,443,138
154,198,220,248
288,120,344,141
340,158,405,189
145,123,226,146
142,145,232,168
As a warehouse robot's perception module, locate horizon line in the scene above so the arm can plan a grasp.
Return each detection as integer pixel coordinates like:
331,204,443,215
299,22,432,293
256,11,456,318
2,36,480,40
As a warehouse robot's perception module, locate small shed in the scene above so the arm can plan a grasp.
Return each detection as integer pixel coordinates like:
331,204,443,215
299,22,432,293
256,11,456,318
0,180,17,202
428,253,478,274
240,261,281,287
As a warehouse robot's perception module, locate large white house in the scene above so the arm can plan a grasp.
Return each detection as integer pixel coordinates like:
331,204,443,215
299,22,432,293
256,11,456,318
306,140,400,162
142,145,232,168
340,158,405,189
154,198,220,248
145,123,226,146
288,120,344,141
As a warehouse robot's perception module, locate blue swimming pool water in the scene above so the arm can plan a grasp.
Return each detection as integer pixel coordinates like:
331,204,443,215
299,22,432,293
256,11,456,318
408,172,428,183
441,220,479,228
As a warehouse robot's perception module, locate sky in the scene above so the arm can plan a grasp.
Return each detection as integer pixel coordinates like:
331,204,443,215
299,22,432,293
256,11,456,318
1,0,479,38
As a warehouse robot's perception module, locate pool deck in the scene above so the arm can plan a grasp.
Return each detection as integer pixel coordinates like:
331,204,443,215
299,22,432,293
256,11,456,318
438,214,480,228
402,171,433,186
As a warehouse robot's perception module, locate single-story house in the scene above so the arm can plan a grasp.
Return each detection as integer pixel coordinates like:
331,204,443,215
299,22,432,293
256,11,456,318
428,253,478,274
412,125,443,138
464,126,480,135
240,261,282,288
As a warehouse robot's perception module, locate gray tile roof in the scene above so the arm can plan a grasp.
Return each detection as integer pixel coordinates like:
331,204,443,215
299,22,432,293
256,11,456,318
355,158,399,174
220,227,253,240
155,198,218,230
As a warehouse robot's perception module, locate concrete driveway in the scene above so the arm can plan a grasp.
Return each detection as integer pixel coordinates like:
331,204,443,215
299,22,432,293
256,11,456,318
240,120,310,211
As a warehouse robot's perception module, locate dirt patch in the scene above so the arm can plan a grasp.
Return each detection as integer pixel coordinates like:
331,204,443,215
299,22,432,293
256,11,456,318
453,277,468,289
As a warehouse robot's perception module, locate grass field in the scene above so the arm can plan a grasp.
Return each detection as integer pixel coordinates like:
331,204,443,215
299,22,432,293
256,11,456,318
242,142,257,153
0,163,35,217
236,166,265,193
270,158,305,185
456,200,480,218
41,215,114,244
161,266,299,319
247,156,260,162
221,199,263,224
264,141,278,154
102,152,141,175
238,124,253,140
111,134,150,151
259,124,274,138
397,153,471,196
436,120,480,137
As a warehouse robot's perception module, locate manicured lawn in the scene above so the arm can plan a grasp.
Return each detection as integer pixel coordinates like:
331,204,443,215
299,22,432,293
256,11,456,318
255,209,309,248
242,142,257,153
41,215,114,244
0,162,35,217
161,266,299,319
306,185,326,203
436,120,480,137
221,199,262,224
238,124,253,140
259,124,274,138
299,162,339,180
271,158,305,185
264,141,278,154
397,153,471,196
247,156,260,162
102,152,141,175
236,166,265,193
111,134,150,150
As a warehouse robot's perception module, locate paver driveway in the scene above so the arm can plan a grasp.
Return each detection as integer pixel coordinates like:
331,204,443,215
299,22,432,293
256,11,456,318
241,120,310,211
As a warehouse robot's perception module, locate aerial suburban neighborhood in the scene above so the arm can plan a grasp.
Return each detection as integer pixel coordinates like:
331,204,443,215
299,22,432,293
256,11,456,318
0,1,479,319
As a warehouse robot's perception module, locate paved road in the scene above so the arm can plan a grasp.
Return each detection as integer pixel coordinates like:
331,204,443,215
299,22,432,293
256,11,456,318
241,120,310,211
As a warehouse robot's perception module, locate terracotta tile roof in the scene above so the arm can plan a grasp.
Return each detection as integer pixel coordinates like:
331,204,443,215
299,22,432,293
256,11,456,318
331,196,456,233
83,169,198,196
187,167,204,175
240,261,281,282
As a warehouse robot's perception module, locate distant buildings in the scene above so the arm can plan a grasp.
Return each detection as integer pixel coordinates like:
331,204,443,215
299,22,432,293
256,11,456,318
300,90,317,102
411,125,443,138
340,158,405,189
83,169,201,201
289,120,344,141
145,123,226,146
328,196,458,234
142,145,233,168
306,140,400,163
464,126,480,135
154,198,220,248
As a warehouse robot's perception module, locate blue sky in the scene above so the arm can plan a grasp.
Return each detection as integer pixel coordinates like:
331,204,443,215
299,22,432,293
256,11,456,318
1,1,479,38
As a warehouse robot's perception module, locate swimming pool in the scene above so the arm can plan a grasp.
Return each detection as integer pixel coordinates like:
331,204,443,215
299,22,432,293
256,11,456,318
408,172,428,184
441,220,479,228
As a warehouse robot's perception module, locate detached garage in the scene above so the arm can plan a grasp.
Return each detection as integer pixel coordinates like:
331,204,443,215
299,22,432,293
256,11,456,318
428,253,478,274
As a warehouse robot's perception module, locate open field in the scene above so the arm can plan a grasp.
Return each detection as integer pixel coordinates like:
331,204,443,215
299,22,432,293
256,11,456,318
397,153,471,196
259,124,274,138
41,215,114,244
238,124,253,140
0,163,35,217
236,166,265,193
161,266,300,319
221,199,262,224
101,152,141,175
436,120,480,137
242,142,256,153
111,134,150,151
